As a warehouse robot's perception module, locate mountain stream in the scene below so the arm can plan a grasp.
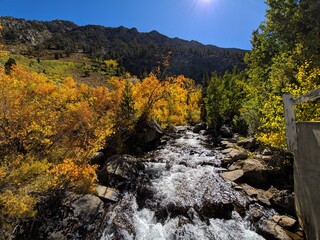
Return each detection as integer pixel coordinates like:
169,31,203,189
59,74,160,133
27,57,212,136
101,127,272,240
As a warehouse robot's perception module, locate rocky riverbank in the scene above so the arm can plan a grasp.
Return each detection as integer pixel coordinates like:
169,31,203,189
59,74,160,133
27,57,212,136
217,133,304,239
16,125,305,240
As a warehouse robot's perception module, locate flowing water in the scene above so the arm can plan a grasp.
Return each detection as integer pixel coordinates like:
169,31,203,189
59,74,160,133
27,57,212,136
101,127,267,240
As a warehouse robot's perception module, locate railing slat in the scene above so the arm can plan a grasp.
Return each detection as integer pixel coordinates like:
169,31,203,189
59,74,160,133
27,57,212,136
294,88,320,104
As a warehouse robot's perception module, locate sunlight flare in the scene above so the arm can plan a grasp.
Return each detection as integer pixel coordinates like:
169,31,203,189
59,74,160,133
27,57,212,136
198,0,214,6
199,0,211,3
187,0,217,20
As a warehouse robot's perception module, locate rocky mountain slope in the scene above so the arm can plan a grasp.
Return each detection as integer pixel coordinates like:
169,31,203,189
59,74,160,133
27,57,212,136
0,16,247,82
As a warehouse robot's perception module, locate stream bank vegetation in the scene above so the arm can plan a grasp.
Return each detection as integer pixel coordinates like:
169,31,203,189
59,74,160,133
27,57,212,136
0,41,201,237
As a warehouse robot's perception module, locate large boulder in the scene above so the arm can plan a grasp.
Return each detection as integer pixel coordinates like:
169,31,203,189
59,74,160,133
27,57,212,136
228,159,268,186
98,154,145,189
131,118,164,152
18,192,106,240
103,118,163,156
70,194,104,223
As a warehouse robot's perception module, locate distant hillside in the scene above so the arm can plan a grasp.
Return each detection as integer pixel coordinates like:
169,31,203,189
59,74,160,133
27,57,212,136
0,16,247,82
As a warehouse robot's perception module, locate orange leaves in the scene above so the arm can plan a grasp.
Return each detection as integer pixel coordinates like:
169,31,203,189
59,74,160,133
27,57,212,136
0,65,201,159
0,62,202,228
48,158,97,193
63,76,77,88
0,65,114,158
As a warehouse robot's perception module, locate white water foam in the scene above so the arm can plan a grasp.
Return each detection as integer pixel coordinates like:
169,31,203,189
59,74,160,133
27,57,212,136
101,129,266,240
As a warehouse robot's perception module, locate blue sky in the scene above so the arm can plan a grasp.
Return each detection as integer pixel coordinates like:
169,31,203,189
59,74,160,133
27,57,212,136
0,0,267,50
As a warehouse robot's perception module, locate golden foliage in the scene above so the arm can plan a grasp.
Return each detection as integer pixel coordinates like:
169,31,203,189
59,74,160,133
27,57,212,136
133,74,202,128
0,190,37,218
48,158,97,193
257,61,320,147
0,61,202,233
0,155,51,223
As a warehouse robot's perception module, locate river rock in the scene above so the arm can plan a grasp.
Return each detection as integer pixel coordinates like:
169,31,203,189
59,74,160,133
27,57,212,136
70,194,104,222
229,159,265,171
270,190,294,213
175,126,189,133
165,125,178,133
237,137,256,151
193,122,207,133
136,185,155,209
247,204,265,221
221,148,233,154
262,148,273,156
272,215,297,230
220,157,232,166
228,159,268,185
47,231,64,240
134,118,164,151
96,185,119,202
199,198,234,219
228,148,248,161
261,155,272,161
258,219,301,240
221,148,248,167
220,140,236,148
219,124,233,138
220,170,244,182
240,183,272,206
98,154,145,188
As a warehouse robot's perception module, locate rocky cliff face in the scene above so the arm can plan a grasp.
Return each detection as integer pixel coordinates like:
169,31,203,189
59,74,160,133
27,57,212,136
0,16,77,45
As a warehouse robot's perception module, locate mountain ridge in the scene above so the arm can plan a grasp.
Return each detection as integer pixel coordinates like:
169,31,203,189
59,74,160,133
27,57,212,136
0,16,247,82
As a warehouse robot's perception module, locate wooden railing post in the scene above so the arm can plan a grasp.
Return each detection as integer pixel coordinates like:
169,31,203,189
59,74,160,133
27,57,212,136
283,93,297,152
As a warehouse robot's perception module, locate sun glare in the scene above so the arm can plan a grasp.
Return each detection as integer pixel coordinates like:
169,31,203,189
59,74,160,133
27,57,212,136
199,0,212,5
186,0,217,20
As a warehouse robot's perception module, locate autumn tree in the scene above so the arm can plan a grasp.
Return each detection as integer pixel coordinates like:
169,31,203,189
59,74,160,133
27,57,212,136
0,58,202,236
0,65,114,235
133,74,201,128
242,0,320,147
